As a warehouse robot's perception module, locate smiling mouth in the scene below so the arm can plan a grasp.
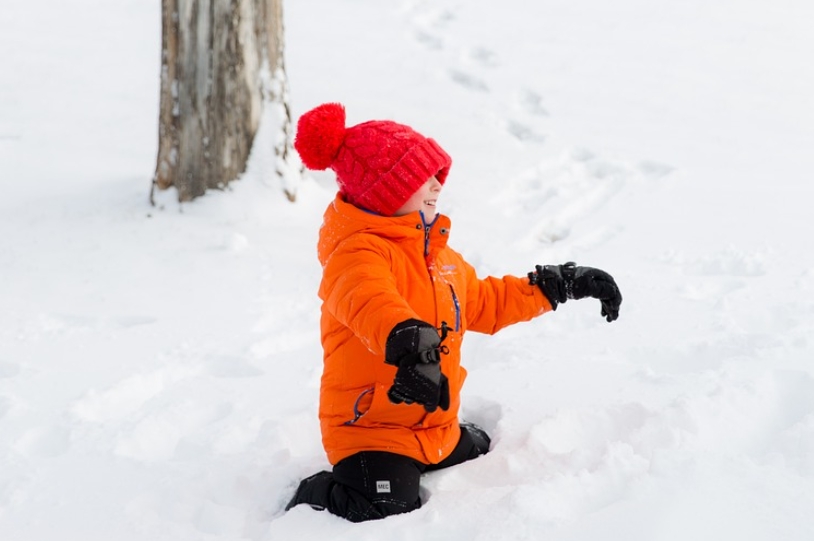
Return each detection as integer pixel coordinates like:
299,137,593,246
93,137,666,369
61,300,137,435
424,200,436,206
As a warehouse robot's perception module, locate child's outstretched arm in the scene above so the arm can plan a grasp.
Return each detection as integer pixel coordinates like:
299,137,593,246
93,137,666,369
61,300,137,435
460,257,622,334
460,256,553,335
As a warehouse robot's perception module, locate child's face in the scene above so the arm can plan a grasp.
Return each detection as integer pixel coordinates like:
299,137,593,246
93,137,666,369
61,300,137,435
393,176,442,218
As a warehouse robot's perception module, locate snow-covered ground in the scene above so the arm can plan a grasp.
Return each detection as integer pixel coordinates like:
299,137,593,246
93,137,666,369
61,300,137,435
2,0,814,539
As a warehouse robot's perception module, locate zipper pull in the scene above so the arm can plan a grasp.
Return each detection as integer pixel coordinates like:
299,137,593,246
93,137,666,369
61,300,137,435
437,321,450,355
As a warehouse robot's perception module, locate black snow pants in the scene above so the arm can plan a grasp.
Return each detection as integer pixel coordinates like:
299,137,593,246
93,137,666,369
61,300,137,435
285,422,491,522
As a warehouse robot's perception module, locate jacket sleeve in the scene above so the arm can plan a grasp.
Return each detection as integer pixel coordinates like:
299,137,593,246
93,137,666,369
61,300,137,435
319,234,419,355
461,256,553,335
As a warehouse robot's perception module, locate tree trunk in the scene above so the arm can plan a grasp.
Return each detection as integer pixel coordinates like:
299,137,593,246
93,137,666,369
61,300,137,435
153,0,290,203
258,0,299,201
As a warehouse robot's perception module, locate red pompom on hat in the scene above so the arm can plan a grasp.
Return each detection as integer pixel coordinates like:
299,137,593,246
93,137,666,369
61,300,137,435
294,103,347,170
294,102,452,216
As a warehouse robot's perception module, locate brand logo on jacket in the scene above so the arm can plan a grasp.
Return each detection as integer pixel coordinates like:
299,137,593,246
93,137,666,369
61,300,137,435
376,480,391,494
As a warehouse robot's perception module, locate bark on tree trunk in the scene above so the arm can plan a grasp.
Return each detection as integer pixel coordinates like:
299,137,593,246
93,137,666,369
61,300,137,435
153,0,289,203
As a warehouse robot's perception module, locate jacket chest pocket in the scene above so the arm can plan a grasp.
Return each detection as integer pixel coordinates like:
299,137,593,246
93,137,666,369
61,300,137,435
435,266,464,333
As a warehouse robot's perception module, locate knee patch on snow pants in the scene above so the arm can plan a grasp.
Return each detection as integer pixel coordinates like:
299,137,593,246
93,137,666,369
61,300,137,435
287,422,491,522
286,452,423,522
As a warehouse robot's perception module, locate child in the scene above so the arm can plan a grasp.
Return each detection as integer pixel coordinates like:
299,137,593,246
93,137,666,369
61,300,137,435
286,103,622,522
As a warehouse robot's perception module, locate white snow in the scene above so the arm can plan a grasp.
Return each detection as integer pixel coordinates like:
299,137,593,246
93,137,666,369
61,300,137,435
2,0,814,539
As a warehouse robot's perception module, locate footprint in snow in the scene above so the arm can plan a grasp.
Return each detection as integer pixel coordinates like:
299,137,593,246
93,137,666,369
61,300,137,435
413,29,443,50
505,119,546,143
448,69,489,92
407,2,454,49
467,46,499,68
517,89,549,117
637,160,674,180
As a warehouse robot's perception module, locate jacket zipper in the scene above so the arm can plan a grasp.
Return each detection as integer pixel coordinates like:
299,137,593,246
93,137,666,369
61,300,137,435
421,211,441,257
420,212,439,327
449,284,461,332
421,212,459,333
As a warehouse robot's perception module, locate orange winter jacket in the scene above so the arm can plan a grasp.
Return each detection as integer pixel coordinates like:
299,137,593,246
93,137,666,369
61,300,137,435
317,194,552,465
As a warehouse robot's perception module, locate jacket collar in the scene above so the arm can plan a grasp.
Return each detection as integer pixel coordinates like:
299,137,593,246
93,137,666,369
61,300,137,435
318,194,451,265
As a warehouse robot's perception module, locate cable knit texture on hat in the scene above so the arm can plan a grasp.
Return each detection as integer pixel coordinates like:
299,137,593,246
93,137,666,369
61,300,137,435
294,103,452,216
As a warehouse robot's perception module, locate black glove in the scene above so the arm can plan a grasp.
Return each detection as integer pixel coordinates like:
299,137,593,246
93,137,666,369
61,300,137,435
529,262,622,322
384,319,450,412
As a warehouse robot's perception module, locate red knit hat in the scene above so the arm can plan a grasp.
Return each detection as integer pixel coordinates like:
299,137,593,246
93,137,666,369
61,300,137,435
294,103,452,216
